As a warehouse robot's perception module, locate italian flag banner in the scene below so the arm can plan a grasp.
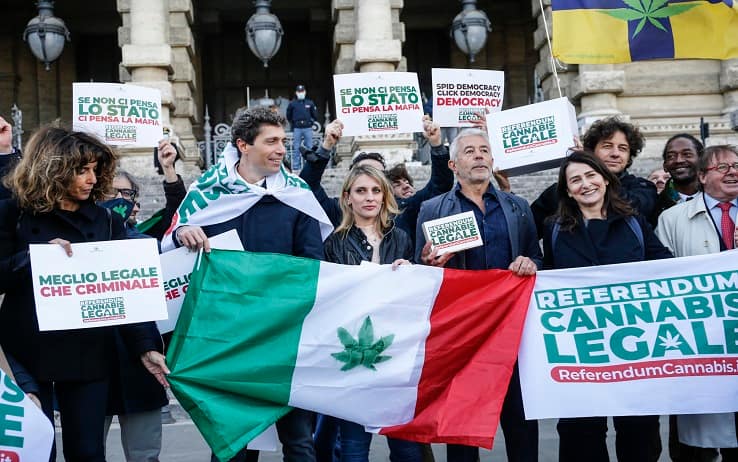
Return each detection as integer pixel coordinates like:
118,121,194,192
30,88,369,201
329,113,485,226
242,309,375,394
166,250,535,461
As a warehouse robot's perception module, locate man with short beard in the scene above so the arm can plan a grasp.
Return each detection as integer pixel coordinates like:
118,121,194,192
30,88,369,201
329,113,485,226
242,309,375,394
653,134,704,220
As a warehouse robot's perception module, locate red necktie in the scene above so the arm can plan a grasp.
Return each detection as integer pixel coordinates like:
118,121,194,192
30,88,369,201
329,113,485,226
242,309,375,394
718,202,735,250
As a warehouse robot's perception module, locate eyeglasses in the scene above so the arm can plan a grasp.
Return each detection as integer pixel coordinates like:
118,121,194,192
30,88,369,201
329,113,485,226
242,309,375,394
705,163,738,174
113,188,138,201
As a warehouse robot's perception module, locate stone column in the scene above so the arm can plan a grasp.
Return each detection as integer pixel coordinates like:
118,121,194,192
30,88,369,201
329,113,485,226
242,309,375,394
118,0,174,143
168,0,200,161
349,0,414,167
719,59,738,144
572,64,624,126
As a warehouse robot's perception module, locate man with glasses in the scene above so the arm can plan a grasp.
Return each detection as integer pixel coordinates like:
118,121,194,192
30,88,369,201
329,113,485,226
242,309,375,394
656,145,738,460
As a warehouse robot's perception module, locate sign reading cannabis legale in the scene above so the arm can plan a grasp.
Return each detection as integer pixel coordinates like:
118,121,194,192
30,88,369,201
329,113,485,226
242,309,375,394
30,239,167,331
422,211,482,255
486,97,579,176
333,72,424,136
431,68,505,127
519,251,738,419
73,82,163,147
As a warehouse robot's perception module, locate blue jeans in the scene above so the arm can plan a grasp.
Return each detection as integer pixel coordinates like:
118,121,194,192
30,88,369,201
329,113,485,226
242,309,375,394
292,127,313,171
339,419,422,462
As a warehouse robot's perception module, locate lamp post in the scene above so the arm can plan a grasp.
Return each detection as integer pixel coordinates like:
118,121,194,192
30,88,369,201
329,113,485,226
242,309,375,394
245,0,283,68
23,1,71,71
451,0,491,64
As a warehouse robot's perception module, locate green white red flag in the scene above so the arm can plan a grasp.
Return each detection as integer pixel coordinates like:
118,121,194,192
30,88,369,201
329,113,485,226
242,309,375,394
166,250,535,461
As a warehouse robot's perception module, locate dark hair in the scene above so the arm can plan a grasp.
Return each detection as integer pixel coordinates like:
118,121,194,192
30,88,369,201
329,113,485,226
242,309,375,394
662,133,704,161
386,163,414,186
553,150,634,232
582,117,644,169
350,152,386,170
231,106,286,146
5,125,117,212
698,145,738,173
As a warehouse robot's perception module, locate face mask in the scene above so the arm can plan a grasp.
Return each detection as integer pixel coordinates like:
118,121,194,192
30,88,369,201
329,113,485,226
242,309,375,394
98,198,134,221
296,92,306,100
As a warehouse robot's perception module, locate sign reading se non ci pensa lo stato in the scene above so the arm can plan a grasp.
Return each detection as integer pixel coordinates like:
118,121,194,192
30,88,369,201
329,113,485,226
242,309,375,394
30,239,168,331
333,72,424,137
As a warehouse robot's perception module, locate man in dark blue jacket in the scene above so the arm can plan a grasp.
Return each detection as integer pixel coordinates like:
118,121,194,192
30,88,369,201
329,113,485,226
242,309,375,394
416,127,541,462
173,107,323,462
286,84,318,172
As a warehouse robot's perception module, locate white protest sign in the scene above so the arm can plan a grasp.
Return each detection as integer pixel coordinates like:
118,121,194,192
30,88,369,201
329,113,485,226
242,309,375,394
519,251,738,419
73,82,163,147
486,97,578,176
431,68,504,127
334,72,424,136
0,367,54,462
30,239,167,331
158,230,244,334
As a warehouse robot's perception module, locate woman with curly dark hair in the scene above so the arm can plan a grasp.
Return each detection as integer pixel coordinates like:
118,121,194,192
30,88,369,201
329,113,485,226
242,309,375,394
0,125,168,462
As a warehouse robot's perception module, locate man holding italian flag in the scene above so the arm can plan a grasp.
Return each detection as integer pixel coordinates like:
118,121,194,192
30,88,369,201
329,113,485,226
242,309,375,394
163,105,333,462
163,113,538,461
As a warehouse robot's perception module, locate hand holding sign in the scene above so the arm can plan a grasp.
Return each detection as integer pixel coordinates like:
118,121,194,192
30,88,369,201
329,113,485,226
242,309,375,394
422,116,442,147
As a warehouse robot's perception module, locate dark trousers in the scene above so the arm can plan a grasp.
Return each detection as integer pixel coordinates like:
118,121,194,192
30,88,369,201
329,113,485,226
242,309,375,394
212,408,316,462
446,364,538,462
314,414,340,462
39,379,109,462
557,415,661,462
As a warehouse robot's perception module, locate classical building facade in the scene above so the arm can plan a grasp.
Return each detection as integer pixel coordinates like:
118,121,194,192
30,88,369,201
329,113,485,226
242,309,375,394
2,0,737,205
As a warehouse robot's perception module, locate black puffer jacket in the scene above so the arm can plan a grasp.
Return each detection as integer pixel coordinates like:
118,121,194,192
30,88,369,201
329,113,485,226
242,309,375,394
324,224,413,265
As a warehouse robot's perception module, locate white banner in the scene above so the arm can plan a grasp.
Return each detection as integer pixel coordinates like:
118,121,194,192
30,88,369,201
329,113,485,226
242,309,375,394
333,72,424,136
30,239,167,331
0,368,54,462
431,68,504,127
519,251,738,419
158,230,244,334
73,83,163,147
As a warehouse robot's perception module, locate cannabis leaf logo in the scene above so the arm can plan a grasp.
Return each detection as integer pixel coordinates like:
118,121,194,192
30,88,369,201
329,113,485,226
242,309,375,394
112,204,129,218
597,0,699,38
658,331,683,350
331,316,394,371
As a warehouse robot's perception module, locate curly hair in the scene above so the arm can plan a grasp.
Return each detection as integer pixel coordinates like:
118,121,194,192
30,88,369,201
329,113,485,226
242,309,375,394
336,165,399,235
553,150,634,232
582,117,644,169
231,106,286,146
4,126,117,213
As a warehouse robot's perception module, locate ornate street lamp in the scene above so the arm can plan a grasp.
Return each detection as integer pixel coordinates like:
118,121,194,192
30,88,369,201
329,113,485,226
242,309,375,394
245,0,283,68
451,0,491,64
23,1,71,71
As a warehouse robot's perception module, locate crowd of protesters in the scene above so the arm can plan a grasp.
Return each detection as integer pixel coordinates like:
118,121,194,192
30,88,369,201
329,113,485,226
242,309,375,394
0,97,737,462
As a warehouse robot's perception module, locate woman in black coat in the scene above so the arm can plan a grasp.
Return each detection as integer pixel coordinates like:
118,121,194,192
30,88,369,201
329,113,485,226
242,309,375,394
322,164,420,462
0,126,169,462
542,151,673,462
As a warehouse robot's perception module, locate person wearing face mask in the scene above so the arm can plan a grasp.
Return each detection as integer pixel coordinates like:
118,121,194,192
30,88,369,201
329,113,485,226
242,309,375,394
286,84,318,172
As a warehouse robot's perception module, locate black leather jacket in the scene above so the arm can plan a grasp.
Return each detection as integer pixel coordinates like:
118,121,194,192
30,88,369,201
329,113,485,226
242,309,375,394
324,224,414,265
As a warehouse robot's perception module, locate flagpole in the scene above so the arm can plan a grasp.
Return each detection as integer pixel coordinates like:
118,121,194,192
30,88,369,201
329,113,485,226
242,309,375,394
538,0,563,99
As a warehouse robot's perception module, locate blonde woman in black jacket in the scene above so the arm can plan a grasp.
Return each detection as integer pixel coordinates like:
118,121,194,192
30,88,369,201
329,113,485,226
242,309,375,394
322,164,420,462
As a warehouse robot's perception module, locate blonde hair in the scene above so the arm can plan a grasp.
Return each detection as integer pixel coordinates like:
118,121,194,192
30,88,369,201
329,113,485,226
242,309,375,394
336,165,399,235
4,125,117,213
